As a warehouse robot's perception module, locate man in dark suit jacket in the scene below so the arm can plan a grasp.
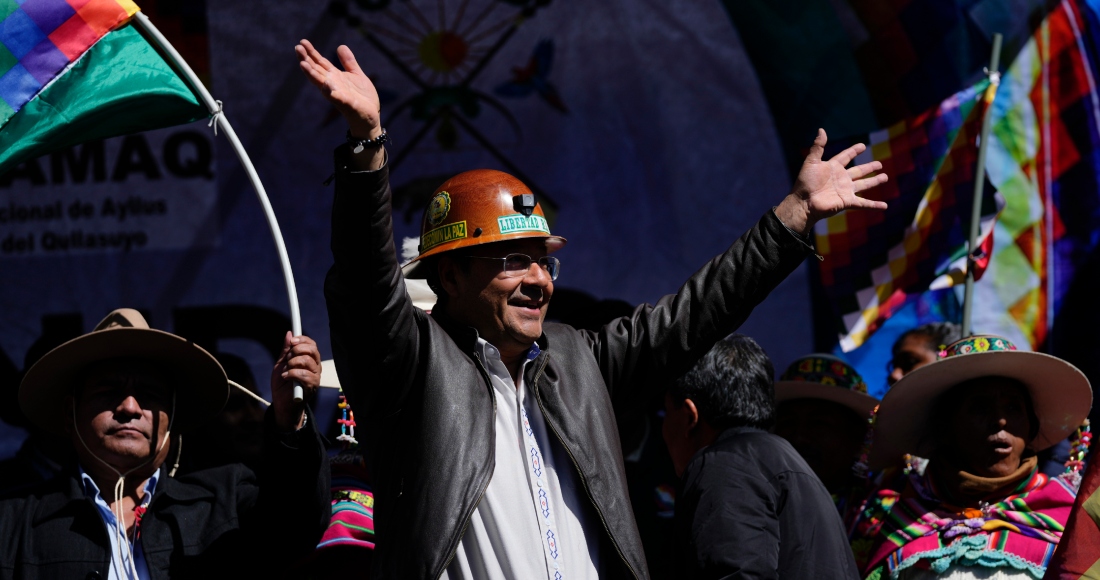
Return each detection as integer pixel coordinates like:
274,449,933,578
663,334,860,579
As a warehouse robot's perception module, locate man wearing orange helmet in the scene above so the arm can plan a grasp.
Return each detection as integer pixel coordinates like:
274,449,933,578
297,39,889,579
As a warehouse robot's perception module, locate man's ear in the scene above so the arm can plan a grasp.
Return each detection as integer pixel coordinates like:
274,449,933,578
683,398,700,430
437,256,462,299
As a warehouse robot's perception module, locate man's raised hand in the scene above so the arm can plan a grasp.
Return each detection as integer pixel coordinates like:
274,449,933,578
775,129,889,236
296,40,381,141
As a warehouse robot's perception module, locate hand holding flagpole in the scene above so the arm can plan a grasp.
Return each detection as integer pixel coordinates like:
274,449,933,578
271,332,322,431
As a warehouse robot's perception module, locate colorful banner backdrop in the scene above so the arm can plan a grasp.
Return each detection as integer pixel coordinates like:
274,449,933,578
975,0,1100,351
819,0,1100,398
815,81,1002,351
0,0,207,175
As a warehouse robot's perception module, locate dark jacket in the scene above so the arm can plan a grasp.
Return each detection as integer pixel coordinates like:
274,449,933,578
674,427,861,579
0,409,330,579
325,147,810,579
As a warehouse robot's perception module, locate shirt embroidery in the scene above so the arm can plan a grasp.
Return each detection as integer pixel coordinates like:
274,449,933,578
522,404,564,577
458,337,583,580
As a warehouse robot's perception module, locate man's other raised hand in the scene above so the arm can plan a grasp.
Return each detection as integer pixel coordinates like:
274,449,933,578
775,129,889,236
296,40,385,170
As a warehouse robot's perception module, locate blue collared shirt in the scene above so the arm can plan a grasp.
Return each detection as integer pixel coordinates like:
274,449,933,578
79,467,158,580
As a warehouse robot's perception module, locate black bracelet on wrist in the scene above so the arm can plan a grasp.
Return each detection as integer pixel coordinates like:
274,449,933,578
347,128,388,154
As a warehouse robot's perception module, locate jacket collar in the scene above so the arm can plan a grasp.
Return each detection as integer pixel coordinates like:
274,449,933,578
28,474,112,549
430,304,481,352
32,464,218,526
715,425,767,444
31,468,104,527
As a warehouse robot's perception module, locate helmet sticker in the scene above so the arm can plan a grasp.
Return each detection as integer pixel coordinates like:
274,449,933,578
427,191,452,227
498,214,550,235
422,220,468,251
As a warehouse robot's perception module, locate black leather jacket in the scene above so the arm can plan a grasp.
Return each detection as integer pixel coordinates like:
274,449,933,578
325,147,810,579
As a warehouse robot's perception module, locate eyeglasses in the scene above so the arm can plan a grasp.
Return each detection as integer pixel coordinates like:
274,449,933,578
463,253,560,281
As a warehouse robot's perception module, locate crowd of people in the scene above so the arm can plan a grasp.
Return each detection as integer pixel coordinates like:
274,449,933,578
0,39,1094,580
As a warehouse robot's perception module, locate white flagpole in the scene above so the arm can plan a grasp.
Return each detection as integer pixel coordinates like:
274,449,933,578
961,33,1003,338
132,12,305,402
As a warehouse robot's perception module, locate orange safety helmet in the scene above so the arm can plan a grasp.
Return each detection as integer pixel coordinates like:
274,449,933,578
402,169,566,278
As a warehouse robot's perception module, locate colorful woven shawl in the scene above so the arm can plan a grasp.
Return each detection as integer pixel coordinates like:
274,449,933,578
854,468,1077,579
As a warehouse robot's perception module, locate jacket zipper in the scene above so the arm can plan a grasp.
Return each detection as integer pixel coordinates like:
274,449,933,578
436,352,497,579
531,354,642,580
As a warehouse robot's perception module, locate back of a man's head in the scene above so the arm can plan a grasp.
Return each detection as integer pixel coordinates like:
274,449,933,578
670,334,776,432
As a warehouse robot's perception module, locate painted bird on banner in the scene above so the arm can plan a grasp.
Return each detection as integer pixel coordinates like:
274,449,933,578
815,80,1005,352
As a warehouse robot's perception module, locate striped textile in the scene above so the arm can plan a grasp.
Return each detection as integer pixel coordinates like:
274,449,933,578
316,461,376,551
855,468,1077,578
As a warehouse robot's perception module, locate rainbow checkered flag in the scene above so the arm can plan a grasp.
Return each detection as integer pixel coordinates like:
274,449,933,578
0,0,207,175
815,80,1004,351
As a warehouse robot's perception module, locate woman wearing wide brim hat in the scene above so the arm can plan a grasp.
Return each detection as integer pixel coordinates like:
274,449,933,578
773,354,879,525
869,336,1091,470
774,353,879,418
852,335,1092,580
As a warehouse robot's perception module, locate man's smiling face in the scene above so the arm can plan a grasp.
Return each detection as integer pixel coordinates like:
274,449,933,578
441,238,554,354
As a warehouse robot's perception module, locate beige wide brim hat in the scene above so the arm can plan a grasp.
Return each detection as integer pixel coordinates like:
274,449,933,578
19,308,228,433
774,381,879,418
774,354,879,418
870,336,1092,469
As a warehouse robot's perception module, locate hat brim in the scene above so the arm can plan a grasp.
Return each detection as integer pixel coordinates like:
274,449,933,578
869,350,1092,469
402,235,567,279
774,381,879,418
19,327,228,433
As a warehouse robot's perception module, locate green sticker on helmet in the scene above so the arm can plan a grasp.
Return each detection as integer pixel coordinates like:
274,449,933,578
427,191,452,227
498,214,550,235
422,221,467,251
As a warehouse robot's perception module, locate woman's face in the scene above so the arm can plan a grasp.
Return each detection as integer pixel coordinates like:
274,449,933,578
940,377,1034,478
